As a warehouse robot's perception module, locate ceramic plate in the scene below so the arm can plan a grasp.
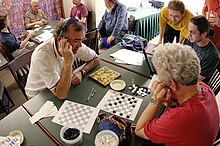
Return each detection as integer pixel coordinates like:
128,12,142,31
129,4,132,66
9,130,24,144
110,79,126,91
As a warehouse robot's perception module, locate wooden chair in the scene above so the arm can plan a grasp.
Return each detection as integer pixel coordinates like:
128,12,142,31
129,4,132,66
83,28,99,54
213,92,220,146
207,62,220,95
128,15,137,34
0,81,15,115
72,28,99,70
2,43,14,62
8,50,34,100
87,10,93,32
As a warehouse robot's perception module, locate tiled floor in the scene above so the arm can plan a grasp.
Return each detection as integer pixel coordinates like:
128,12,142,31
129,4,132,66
0,68,26,120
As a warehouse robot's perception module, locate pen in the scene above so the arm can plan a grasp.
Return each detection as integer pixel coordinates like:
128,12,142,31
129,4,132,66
86,88,96,102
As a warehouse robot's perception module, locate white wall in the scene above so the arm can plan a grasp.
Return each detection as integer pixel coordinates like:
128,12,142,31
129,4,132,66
62,0,97,28
63,0,205,29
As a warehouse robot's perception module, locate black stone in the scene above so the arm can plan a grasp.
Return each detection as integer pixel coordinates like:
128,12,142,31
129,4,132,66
63,128,80,140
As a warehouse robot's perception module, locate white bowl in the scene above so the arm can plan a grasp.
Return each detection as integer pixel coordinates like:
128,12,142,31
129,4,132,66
60,124,83,146
9,130,24,144
110,79,126,91
94,130,119,146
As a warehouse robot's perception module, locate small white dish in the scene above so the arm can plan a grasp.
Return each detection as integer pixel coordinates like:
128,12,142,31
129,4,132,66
110,79,126,91
9,130,24,144
60,124,83,146
94,130,119,146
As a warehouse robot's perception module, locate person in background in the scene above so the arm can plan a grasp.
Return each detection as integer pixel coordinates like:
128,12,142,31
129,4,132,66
25,18,100,99
24,0,48,29
0,12,35,57
70,0,88,32
184,15,219,82
98,0,128,48
135,43,219,146
202,0,220,50
158,0,193,44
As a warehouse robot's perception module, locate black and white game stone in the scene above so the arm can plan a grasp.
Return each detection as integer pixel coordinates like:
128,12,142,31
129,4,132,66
97,89,143,121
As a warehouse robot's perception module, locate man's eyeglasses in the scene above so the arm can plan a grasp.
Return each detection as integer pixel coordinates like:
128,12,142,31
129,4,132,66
59,18,78,36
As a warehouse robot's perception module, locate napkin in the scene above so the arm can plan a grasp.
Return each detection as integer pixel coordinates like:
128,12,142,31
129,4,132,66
29,100,58,124
0,136,20,146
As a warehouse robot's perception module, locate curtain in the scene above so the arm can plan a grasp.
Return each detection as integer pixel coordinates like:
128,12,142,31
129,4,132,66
0,0,64,37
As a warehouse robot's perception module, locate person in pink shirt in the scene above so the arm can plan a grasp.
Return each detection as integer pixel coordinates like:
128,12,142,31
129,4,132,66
70,0,88,31
135,43,219,146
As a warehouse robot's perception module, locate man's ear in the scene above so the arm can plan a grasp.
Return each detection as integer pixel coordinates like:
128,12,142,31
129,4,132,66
56,35,63,42
201,32,208,38
169,79,177,91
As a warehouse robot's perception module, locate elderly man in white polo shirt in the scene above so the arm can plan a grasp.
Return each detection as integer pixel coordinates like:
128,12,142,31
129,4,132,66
25,18,100,99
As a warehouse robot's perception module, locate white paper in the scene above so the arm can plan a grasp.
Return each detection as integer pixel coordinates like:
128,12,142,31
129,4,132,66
36,31,53,43
110,49,144,66
0,136,20,146
44,25,52,29
29,100,58,124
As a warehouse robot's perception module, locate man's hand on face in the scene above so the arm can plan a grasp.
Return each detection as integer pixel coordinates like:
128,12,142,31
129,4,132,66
59,38,74,65
151,81,172,106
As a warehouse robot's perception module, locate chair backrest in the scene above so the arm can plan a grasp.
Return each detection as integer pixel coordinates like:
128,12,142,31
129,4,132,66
87,10,93,32
207,62,220,95
128,15,137,34
8,50,34,100
83,28,99,55
2,43,14,62
72,29,98,70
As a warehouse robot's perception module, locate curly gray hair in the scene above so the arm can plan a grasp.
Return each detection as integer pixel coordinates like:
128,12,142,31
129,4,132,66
152,43,200,86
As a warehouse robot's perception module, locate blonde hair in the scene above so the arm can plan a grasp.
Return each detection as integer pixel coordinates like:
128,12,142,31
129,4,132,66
168,0,185,14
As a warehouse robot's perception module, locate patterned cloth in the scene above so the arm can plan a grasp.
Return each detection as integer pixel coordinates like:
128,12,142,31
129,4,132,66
0,0,64,37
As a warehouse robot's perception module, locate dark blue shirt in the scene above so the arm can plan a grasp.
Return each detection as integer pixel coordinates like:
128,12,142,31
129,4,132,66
98,3,128,37
0,29,21,52
184,39,220,78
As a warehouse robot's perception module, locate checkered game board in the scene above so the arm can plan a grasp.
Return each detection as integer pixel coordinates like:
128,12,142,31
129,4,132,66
52,100,99,134
97,89,143,121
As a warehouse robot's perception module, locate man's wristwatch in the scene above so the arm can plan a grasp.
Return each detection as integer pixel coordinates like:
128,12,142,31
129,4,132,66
150,96,158,105
80,69,86,78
